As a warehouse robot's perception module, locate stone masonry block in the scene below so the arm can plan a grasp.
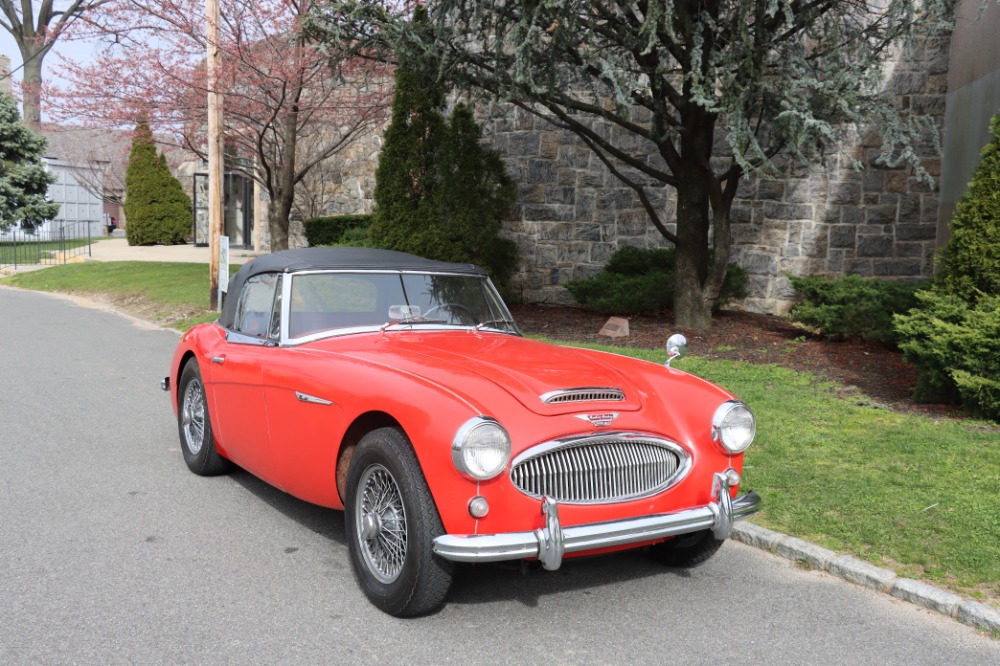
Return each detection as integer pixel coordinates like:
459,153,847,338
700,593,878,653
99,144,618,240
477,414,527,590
763,202,813,220
895,224,937,241
957,602,1000,633
757,180,784,200
828,556,897,592
732,523,785,551
873,259,923,276
890,579,962,617
857,236,892,257
775,537,837,570
829,225,857,248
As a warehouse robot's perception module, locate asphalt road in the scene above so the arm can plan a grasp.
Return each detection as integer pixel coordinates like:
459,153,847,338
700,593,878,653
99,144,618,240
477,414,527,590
1,286,998,665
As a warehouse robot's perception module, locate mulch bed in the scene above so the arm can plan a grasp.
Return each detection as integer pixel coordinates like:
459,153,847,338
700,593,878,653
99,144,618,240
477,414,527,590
509,303,960,418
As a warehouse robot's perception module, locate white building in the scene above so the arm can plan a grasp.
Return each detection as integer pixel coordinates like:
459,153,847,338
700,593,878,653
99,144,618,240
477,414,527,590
42,158,108,237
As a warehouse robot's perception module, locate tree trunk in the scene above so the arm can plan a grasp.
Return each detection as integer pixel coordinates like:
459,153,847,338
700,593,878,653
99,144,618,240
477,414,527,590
672,176,714,330
268,198,291,251
20,54,44,129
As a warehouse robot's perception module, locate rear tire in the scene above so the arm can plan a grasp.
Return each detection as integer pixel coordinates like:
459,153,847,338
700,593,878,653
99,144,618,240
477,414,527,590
344,427,453,617
648,529,725,567
177,361,231,476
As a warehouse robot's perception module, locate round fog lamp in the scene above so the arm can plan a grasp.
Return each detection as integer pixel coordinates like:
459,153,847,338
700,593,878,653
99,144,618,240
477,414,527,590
712,401,756,454
724,468,741,487
468,496,490,518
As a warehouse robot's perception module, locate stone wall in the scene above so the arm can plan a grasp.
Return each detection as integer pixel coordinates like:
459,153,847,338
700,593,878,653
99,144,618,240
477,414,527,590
476,35,951,315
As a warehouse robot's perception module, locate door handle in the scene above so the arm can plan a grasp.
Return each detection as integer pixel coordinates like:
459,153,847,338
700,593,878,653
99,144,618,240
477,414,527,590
211,356,225,364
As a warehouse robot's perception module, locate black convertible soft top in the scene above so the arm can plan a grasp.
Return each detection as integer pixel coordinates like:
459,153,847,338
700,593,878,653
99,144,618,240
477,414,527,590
219,247,486,329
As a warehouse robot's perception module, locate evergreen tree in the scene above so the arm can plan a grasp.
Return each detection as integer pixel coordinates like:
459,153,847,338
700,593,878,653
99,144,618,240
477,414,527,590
894,111,1000,420
934,113,1000,303
124,119,192,245
368,53,448,257
0,92,59,231
369,14,518,288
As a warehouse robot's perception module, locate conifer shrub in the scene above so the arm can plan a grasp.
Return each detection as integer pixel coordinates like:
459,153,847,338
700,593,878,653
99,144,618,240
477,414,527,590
933,114,1000,303
787,274,925,345
369,22,518,290
0,92,59,231
124,120,191,246
894,291,1000,419
894,112,1000,420
303,214,372,246
565,246,747,316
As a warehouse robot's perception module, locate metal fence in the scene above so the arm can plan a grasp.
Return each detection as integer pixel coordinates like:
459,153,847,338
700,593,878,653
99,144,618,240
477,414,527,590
0,221,95,270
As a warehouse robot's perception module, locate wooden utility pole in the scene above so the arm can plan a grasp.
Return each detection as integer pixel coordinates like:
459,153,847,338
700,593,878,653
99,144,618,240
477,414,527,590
207,0,224,310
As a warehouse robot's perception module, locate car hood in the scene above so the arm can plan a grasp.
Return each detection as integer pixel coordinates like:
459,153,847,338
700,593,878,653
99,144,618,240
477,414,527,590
334,333,646,416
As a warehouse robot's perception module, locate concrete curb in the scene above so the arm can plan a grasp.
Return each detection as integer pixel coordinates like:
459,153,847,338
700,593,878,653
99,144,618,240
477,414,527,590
733,522,1000,635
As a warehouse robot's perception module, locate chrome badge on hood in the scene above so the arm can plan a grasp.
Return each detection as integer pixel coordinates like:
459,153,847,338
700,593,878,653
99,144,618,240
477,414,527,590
574,412,620,427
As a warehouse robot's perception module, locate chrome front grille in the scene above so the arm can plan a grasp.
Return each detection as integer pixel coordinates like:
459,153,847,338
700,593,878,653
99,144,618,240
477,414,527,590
510,433,690,504
541,387,626,404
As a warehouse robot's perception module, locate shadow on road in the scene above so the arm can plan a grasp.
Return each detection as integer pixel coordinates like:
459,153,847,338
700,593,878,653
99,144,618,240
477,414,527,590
228,465,704,611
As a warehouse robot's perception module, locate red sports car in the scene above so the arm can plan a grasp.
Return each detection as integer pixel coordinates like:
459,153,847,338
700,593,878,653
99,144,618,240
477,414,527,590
163,247,760,616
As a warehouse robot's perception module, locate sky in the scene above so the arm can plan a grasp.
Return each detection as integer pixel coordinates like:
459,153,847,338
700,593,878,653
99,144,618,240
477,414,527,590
0,27,97,118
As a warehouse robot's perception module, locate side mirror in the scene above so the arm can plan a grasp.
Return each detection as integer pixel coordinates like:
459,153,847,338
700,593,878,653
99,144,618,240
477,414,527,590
665,334,687,367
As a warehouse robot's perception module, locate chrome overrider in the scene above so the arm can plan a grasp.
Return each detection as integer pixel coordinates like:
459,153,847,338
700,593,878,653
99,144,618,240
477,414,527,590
432,472,761,570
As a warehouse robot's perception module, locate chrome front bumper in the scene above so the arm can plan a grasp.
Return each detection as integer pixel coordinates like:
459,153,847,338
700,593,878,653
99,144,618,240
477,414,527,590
432,473,761,570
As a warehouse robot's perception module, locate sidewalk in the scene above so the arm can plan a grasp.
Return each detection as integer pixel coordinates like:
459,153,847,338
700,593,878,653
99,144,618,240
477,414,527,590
87,237,266,264
1,237,267,276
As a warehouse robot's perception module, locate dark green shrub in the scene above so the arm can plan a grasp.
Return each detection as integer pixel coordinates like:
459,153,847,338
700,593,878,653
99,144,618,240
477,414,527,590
565,246,747,316
566,272,672,316
934,114,1000,304
787,274,926,345
303,214,372,246
124,119,191,246
895,291,1000,420
604,245,676,276
337,225,374,247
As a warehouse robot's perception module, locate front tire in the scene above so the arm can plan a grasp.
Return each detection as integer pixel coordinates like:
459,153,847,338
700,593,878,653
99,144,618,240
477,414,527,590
177,360,231,476
648,529,725,567
345,427,453,617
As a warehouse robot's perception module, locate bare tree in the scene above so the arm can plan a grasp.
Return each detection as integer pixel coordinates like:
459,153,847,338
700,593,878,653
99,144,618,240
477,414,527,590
0,0,109,127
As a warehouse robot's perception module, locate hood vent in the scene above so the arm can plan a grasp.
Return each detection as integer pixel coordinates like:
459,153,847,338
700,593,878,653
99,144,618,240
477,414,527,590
541,387,626,404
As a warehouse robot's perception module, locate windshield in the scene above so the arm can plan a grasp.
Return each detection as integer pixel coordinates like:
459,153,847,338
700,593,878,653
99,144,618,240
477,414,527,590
287,271,518,341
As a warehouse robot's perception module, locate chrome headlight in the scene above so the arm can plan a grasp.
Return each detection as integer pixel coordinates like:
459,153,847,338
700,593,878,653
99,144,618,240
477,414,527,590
452,417,511,480
712,401,756,453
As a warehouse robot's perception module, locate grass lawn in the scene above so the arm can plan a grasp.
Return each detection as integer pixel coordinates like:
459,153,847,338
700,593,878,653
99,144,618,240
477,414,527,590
1,260,237,330
3,261,998,604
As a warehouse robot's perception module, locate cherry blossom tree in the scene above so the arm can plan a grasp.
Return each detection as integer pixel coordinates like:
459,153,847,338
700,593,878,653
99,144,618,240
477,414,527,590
48,0,390,249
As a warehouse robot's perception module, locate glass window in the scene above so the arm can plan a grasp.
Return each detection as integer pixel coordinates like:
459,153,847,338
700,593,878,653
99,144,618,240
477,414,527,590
233,273,280,338
289,273,405,338
399,273,512,329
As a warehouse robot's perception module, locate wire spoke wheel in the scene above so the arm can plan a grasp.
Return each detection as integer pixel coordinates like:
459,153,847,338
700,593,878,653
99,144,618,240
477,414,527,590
356,464,408,584
181,380,206,455
345,427,453,616
176,361,230,476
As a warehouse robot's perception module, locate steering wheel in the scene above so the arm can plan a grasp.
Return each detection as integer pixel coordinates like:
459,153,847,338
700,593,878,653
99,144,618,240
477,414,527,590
421,303,477,325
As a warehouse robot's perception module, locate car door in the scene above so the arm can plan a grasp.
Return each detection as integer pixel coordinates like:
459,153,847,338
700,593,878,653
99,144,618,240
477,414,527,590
209,273,282,482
